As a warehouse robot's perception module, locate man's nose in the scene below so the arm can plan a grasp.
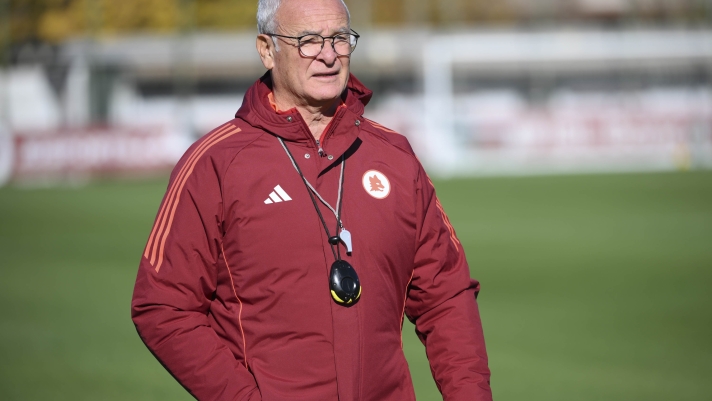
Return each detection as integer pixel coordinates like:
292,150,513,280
317,39,338,62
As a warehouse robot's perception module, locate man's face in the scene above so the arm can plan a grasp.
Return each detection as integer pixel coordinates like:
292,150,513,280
265,0,351,107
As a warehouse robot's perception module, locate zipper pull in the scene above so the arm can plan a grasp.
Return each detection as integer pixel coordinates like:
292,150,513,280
315,140,325,157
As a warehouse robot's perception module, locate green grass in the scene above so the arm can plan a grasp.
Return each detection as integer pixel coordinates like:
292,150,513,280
2,172,712,400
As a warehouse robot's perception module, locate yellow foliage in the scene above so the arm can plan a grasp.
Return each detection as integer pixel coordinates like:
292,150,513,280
16,0,701,45
100,0,180,34
38,9,82,41
195,0,257,30
14,0,259,43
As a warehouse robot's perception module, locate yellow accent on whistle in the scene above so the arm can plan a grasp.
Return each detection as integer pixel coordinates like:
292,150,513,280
331,290,345,303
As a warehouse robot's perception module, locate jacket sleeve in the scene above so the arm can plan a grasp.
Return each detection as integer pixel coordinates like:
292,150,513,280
404,163,492,401
131,153,260,401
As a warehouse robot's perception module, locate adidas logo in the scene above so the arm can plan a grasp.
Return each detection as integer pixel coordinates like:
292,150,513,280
264,185,292,204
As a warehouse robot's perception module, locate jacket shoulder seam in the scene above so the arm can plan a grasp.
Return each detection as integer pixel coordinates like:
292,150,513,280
219,122,268,223
220,121,267,178
360,118,421,172
142,121,242,272
361,119,416,156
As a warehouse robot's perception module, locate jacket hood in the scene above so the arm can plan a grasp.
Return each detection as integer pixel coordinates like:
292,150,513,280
235,71,372,144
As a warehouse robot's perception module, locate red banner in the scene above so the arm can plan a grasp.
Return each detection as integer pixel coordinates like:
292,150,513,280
7,126,189,183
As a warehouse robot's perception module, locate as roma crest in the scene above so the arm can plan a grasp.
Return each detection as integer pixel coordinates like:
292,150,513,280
362,170,390,199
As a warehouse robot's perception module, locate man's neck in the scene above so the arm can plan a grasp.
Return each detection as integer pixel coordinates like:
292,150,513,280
273,92,339,140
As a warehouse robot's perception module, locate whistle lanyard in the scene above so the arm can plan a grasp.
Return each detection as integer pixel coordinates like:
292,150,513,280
278,137,350,260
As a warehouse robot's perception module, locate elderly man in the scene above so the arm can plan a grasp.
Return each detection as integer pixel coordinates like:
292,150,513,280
131,0,491,400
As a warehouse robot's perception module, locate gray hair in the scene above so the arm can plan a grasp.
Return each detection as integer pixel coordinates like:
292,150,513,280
257,0,351,35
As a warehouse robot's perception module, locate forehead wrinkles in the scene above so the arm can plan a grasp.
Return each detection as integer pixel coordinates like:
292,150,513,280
276,2,348,35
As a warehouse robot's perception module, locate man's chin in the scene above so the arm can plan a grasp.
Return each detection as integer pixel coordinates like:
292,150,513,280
305,86,346,105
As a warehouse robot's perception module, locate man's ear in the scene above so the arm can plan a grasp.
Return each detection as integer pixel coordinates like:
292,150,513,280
256,34,275,70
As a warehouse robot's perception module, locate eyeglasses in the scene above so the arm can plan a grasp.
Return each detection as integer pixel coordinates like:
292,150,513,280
267,30,360,57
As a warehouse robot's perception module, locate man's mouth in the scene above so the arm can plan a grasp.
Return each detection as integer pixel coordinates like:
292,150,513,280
313,71,339,78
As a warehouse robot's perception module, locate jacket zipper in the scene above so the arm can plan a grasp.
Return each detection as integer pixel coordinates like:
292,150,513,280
315,108,346,157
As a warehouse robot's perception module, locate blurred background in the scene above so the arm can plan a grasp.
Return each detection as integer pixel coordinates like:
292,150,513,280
1,0,711,400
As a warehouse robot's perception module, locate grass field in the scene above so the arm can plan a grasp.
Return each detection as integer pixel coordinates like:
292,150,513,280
1,171,711,400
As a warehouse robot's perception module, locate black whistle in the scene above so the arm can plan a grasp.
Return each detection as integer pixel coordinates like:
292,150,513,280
329,260,361,306
328,236,340,245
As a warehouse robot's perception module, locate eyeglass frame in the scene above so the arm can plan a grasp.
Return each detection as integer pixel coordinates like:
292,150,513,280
265,29,360,57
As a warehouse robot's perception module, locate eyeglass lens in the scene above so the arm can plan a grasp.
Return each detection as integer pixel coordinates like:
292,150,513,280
299,34,357,57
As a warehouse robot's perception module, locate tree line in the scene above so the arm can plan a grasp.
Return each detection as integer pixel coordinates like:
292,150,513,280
3,0,709,45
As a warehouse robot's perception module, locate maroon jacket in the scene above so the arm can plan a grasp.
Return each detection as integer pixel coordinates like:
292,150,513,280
131,73,491,401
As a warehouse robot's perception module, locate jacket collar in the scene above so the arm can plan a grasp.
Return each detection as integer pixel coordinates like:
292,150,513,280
235,71,372,149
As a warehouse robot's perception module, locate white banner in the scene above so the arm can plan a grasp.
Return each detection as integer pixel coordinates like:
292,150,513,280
367,88,712,176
